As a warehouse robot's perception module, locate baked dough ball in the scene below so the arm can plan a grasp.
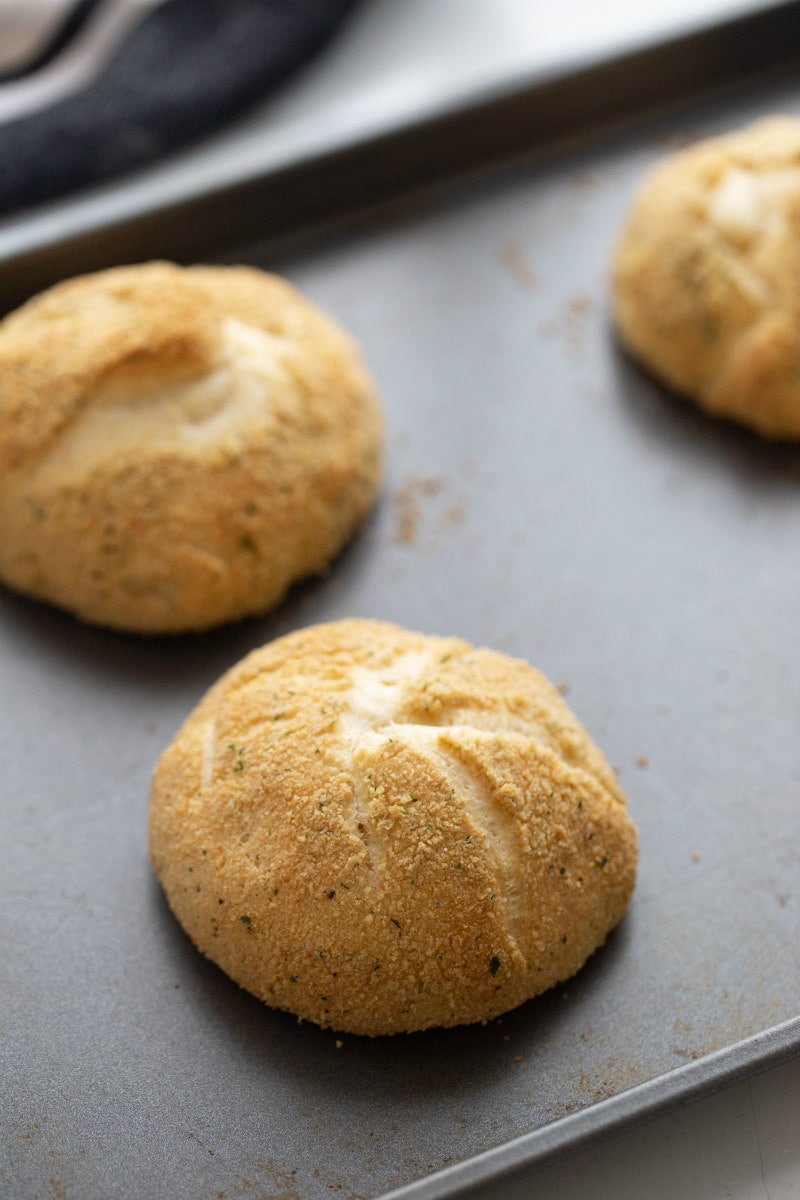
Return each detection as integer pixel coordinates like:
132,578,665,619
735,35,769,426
613,116,800,438
0,262,381,632
149,619,638,1036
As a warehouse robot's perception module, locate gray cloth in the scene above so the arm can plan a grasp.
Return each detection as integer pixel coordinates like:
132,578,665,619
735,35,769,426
0,0,361,216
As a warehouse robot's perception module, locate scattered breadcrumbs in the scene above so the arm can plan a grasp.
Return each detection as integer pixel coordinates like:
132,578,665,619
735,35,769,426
392,475,444,544
498,240,536,288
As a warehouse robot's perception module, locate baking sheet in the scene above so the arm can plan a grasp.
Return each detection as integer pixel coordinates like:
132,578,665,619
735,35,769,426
3,12,800,1200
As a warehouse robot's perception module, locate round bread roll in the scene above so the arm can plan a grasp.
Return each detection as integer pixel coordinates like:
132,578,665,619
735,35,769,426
0,262,381,632
613,116,800,439
149,619,638,1036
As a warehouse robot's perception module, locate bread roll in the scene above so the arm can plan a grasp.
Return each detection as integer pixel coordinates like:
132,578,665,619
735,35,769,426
149,619,638,1036
0,262,382,632
613,116,800,438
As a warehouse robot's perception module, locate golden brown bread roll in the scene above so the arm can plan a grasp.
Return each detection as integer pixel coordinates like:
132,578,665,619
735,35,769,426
613,116,800,439
149,619,638,1036
0,262,382,632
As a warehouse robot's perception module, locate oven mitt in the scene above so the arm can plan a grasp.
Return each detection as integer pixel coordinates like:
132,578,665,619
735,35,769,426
0,0,361,217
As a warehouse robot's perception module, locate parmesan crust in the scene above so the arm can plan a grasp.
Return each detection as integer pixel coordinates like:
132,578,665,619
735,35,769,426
612,116,800,439
0,262,382,632
149,619,638,1036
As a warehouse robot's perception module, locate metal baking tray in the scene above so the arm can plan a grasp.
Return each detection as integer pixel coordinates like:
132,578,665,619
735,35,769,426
3,6,800,1199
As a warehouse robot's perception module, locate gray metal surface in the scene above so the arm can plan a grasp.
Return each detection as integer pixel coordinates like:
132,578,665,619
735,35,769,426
3,21,800,1200
2,0,800,311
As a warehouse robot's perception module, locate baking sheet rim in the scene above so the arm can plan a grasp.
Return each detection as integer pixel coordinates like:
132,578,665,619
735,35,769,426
380,1015,800,1199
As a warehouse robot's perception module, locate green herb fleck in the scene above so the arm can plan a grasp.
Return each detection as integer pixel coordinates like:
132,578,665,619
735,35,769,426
390,918,401,929
240,914,251,926
595,856,610,869
489,956,501,977
229,742,245,772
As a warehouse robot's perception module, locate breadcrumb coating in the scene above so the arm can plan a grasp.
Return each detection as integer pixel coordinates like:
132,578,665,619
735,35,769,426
613,116,800,438
0,262,382,631
149,619,638,1036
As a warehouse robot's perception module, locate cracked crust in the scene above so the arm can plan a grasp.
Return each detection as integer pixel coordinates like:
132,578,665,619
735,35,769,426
149,619,638,1036
0,261,382,632
612,116,800,439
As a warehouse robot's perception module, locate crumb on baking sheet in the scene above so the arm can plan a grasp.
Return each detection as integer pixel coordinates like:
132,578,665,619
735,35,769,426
442,502,465,529
497,239,536,288
538,291,595,357
391,475,467,545
392,475,443,544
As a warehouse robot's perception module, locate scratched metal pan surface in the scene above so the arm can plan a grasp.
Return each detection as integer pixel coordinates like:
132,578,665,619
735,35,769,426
3,15,800,1200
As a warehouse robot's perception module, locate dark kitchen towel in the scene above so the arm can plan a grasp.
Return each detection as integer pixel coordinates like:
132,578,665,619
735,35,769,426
0,0,362,217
